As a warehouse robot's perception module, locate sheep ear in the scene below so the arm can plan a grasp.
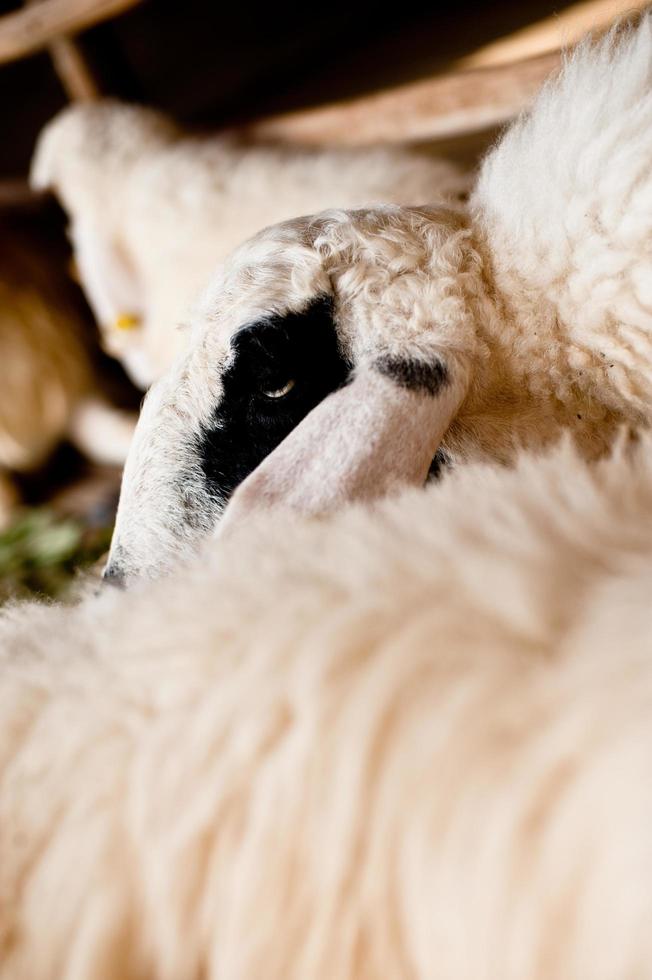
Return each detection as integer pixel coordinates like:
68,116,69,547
70,218,143,330
218,357,467,534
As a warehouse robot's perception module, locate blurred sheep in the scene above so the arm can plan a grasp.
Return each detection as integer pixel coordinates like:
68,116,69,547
2,434,652,979
0,218,134,524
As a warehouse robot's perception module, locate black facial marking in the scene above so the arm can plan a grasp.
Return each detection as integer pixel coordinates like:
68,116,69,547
375,354,449,396
427,447,452,483
196,295,351,505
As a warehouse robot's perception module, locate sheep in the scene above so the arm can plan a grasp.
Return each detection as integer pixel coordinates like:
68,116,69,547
0,217,135,523
31,102,467,390
105,15,652,584
2,432,652,979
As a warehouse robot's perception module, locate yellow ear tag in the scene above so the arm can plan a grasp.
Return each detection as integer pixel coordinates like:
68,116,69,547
114,312,141,332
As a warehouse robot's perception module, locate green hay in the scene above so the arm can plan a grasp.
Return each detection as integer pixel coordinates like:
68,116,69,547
0,510,112,603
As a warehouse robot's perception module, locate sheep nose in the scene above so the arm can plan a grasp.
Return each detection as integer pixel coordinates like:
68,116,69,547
102,563,126,589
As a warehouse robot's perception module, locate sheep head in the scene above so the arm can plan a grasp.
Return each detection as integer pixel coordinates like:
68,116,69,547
105,205,481,583
31,101,179,389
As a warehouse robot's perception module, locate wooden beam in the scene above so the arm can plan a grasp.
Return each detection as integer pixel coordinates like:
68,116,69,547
240,2,644,147
0,0,143,65
241,50,561,147
45,35,100,100
0,180,49,210
24,0,101,101
459,0,651,68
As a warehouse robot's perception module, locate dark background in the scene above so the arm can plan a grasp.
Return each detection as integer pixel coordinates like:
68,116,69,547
1,0,574,178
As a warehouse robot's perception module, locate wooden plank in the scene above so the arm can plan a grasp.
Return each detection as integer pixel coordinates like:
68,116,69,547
241,50,561,147
459,0,650,68
45,35,100,100
241,1,645,146
0,0,143,65
24,0,101,101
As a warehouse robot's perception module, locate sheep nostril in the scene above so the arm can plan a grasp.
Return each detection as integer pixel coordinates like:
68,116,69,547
102,564,126,589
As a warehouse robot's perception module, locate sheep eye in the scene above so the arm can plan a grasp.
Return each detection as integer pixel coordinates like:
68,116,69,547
261,379,295,399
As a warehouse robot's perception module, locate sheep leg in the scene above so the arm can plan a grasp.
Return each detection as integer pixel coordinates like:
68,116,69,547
67,397,136,466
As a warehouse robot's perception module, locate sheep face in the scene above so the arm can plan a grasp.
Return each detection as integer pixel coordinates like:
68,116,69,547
105,205,478,583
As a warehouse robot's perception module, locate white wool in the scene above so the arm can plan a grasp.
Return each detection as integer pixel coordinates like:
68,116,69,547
2,434,652,979
472,14,652,418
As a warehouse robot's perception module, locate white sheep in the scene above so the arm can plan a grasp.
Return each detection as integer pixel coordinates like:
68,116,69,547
31,103,467,389
4,24,652,976
105,15,652,584
2,432,652,979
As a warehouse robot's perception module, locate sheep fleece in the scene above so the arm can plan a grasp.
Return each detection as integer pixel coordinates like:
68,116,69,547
2,435,652,979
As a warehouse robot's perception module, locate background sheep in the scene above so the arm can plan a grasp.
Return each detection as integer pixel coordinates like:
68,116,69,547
106,16,652,584
31,102,467,390
2,433,652,979
0,216,135,526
